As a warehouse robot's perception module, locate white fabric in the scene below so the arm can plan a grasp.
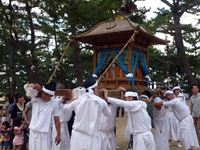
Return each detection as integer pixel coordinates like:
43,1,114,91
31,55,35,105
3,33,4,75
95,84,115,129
172,86,181,91
108,98,155,150
163,98,199,149
153,97,169,150
179,115,199,149
100,104,117,150
51,99,72,150
154,97,162,103
101,130,116,150
29,98,59,132
92,74,97,78
166,107,180,141
177,93,186,104
140,95,149,99
72,87,86,99
132,131,156,150
125,91,139,99
108,98,152,134
126,73,133,78
24,84,38,98
163,98,190,121
70,130,102,150
66,93,111,150
125,108,132,139
164,90,174,96
145,75,152,82
29,130,51,150
51,122,70,150
42,86,55,96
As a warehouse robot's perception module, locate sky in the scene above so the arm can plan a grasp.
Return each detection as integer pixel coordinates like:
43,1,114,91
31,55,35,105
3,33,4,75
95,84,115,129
2,0,199,52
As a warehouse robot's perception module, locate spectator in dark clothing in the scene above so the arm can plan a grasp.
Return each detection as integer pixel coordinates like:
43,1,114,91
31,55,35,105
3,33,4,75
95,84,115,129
10,93,25,121
10,93,26,150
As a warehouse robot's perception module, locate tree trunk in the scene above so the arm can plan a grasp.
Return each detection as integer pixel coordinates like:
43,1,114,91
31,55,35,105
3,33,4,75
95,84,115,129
71,41,84,86
68,0,84,86
172,12,198,85
26,2,38,82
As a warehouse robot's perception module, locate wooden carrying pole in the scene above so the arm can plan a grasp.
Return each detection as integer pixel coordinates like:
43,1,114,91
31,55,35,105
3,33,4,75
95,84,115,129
47,41,72,84
98,28,139,81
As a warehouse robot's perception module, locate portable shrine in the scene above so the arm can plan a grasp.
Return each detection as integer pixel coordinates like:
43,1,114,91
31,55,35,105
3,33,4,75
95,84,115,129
72,18,168,90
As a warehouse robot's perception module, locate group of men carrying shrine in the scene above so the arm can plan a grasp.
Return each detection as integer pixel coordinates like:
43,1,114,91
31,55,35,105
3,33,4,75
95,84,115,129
24,75,200,150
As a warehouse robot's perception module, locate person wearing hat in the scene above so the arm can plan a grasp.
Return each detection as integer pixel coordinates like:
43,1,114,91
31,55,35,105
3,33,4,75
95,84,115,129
24,82,61,150
152,90,169,150
172,86,186,103
63,76,111,150
164,87,182,147
154,90,199,150
104,89,156,150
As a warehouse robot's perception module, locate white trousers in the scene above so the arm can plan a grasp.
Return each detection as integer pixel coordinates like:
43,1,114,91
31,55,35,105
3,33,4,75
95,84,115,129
179,115,199,150
51,122,70,150
70,130,101,150
132,131,156,150
29,129,51,150
167,111,180,141
153,119,169,150
101,130,116,150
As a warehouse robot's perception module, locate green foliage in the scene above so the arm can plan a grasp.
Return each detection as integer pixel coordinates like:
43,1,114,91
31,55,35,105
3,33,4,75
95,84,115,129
146,0,200,88
0,0,123,94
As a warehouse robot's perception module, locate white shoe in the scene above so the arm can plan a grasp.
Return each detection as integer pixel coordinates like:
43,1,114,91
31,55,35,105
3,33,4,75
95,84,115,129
177,142,182,148
116,146,120,149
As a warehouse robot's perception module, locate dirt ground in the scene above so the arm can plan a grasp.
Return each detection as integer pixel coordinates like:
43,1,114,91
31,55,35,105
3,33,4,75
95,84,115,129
116,115,200,150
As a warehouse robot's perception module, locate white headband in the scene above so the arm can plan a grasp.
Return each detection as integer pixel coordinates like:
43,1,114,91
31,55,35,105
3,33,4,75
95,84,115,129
125,91,139,99
172,86,181,91
42,87,55,96
164,90,174,96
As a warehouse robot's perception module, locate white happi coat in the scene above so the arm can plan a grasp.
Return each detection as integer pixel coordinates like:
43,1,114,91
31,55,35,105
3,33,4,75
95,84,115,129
25,87,59,150
51,98,72,150
163,98,199,150
153,97,169,150
65,93,111,150
100,104,117,150
108,97,156,150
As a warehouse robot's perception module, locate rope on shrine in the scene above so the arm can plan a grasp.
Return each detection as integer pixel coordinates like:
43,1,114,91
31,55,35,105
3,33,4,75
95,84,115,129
98,27,139,81
47,41,72,84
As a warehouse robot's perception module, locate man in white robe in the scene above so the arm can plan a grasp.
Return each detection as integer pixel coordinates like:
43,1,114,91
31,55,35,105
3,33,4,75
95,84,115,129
153,96,169,150
51,96,72,150
64,76,112,150
154,90,199,150
100,103,117,150
104,90,156,150
173,86,186,103
24,82,61,150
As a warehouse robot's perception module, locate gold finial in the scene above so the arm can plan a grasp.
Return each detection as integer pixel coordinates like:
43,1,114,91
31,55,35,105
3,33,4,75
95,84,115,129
115,15,124,20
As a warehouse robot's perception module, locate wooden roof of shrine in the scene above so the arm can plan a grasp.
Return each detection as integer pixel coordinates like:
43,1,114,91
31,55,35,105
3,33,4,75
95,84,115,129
72,18,168,46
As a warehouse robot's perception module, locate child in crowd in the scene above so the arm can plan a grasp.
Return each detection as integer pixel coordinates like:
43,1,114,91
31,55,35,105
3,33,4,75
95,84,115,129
0,111,7,124
13,119,24,150
0,121,11,150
